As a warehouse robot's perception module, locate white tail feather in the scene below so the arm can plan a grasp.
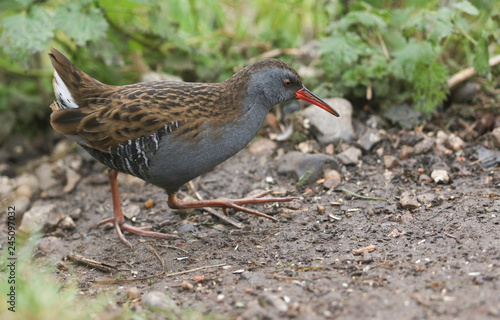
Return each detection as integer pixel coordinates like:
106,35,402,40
53,70,79,109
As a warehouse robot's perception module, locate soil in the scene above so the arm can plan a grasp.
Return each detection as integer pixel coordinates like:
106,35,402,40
3,108,500,319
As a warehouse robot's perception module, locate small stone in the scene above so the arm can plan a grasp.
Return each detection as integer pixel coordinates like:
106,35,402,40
431,169,450,184
413,138,435,155
337,146,362,165
248,138,277,156
400,192,420,210
13,196,31,214
15,174,39,199
325,144,334,155
258,293,288,312
324,169,340,180
419,174,432,183
357,129,382,151
144,199,154,209
181,281,194,291
317,205,325,214
384,104,423,130
383,155,399,169
399,145,414,160
123,204,141,219
63,168,81,193
142,291,176,310
69,208,82,220
491,127,500,148
19,204,64,234
278,151,339,183
125,287,141,300
59,216,76,230
297,140,317,153
56,261,69,271
417,193,436,204
36,163,58,191
323,178,340,189
446,133,465,151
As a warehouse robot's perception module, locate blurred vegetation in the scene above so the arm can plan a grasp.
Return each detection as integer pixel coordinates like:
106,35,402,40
0,0,498,141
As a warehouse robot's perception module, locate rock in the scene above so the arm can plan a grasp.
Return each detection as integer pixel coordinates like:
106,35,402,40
337,146,362,165
450,81,480,104
431,169,450,184
384,104,423,130
323,170,341,189
19,204,64,234
419,174,432,183
357,129,382,151
142,291,176,310
302,98,354,143
248,138,277,156
258,293,288,312
491,127,500,148
59,216,76,230
0,176,14,198
181,281,194,291
446,133,465,151
15,174,39,199
383,155,399,169
399,132,424,146
125,287,141,300
13,196,31,214
296,140,318,153
178,223,198,233
123,204,141,219
278,151,340,183
399,145,414,160
38,236,64,254
36,163,58,191
400,192,420,210
63,168,81,193
413,138,435,155
417,193,436,204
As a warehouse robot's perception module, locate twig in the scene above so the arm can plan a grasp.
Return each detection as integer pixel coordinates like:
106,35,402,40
443,231,461,244
341,188,387,202
352,244,377,255
415,205,453,221
66,253,118,273
204,207,245,229
447,55,500,89
91,245,165,284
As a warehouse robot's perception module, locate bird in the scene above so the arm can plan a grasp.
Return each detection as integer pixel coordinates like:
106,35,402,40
48,48,339,247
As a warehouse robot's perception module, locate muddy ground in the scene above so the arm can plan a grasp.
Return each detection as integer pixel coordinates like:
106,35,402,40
2,107,500,320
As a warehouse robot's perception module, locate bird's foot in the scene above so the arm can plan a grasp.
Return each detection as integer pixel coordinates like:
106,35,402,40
168,191,297,221
98,218,179,248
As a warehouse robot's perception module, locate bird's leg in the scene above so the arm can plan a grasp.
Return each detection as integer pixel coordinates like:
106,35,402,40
98,169,179,248
167,191,297,222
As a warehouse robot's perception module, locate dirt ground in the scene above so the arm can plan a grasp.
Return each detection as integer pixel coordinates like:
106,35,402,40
3,107,500,319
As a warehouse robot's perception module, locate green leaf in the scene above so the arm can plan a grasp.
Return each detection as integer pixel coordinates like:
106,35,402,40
320,32,372,68
473,33,490,76
53,2,108,46
453,1,479,16
336,10,387,31
413,61,448,112
0,6,54,61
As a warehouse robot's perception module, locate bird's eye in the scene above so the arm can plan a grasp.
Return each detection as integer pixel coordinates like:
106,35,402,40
284,79,291,87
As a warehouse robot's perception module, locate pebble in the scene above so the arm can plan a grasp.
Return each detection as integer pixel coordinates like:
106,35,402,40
278,151,340,183
63,168,81,193
491,127,500,148
15,174,39,199
248,138,277,155
302,98,355,143
446,133,465,151
431,169,450,184
419,174,432,183
417,193,436,204
413,138,435,155
399,145,414,160
384,104,422,130
144,199,154,209
13,196,31,214
258,293,288,312
383,155,399,169
69,207,82,220
400,192,420,210
337,146,362,165
125,287,141,300
123,204,141,219
142,291,177,310
357,129,382,151
36,163,58,191
317,205,325,214
181,281,194,291
323,170,341,189
59,216,76,230
19,204,64,234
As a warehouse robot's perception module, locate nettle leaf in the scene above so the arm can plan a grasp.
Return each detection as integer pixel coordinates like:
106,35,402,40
0,6,54,60
54,2,108,46
413,61,448,112
453,1,479,16
320,32,371,68
473,34,490,76
336,10,387,31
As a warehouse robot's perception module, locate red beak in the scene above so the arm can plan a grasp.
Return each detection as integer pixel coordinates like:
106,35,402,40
295,87,339,117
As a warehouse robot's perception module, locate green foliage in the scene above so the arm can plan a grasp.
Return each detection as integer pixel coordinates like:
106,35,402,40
320,0,500,112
